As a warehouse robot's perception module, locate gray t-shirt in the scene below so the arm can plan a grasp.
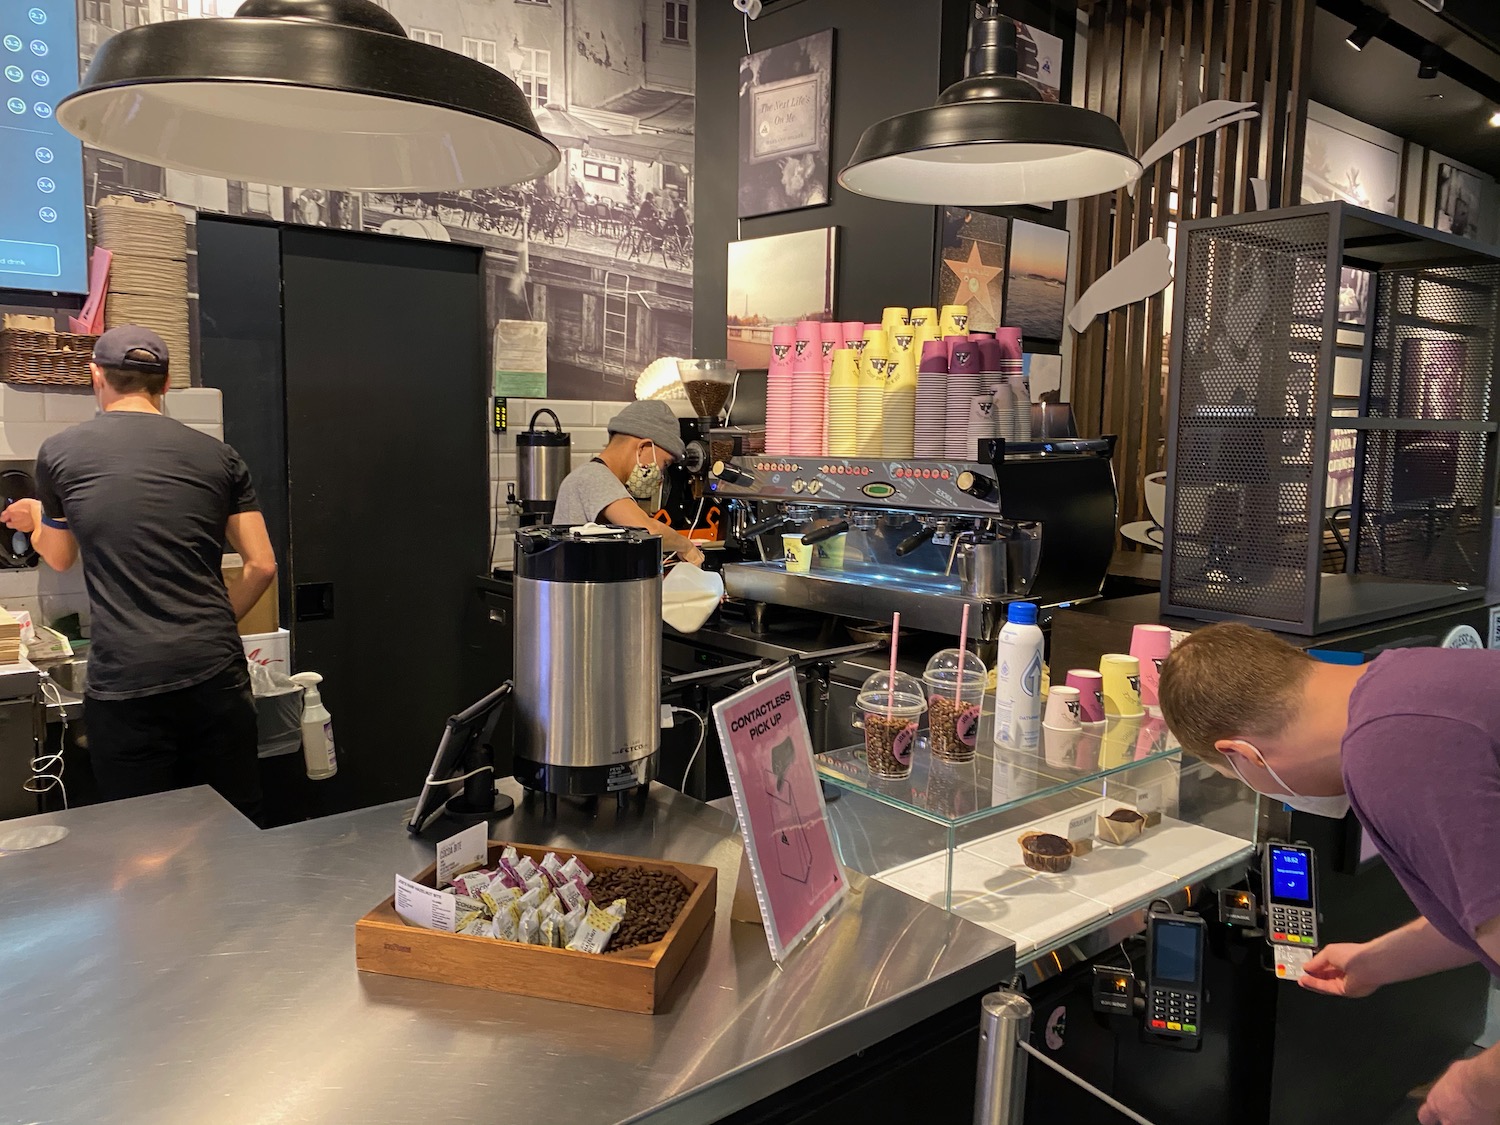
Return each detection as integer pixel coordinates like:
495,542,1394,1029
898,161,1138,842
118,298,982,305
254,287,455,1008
552,459,631,525
35,411,261,701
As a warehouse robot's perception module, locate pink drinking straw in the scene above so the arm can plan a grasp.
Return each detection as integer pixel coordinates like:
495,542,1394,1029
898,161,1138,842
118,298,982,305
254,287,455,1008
886,612,902,724
954,603,971,704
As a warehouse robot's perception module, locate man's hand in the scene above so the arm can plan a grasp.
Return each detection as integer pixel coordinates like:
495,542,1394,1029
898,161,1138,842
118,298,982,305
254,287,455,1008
1419,1056,1500,1125
678,544,705,567
0,498,40,535
1299,942,1385,998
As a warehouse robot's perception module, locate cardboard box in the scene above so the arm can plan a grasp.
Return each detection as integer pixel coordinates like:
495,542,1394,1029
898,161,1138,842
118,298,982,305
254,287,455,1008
242,628,290,673
222,553,278,636
355,842,717,1014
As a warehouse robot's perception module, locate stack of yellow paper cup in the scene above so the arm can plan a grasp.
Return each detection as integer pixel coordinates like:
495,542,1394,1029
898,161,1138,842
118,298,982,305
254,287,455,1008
856,329,888,458
827,348,860,456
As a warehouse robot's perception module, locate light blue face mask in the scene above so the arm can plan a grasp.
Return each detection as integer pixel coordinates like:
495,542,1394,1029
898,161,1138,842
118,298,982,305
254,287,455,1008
1224,748,1351,820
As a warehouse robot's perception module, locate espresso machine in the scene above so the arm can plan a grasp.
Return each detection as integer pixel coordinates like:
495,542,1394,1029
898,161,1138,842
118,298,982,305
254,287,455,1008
711,438,1119,642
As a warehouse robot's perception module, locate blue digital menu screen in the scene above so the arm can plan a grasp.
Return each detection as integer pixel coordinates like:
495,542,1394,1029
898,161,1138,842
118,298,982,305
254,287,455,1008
1,2,87,295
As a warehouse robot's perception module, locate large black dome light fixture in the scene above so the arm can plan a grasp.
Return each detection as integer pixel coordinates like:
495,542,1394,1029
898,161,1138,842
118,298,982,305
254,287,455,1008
56,0,561,192
838,3,1139,207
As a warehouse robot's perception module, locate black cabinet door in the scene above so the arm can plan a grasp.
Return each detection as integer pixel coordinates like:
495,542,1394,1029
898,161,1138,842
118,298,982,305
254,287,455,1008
280,228,488,812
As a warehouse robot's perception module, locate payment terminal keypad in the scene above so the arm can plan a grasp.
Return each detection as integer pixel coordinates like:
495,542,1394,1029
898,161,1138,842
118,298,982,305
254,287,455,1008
1148,986,1200,1037
1270,903,1317,946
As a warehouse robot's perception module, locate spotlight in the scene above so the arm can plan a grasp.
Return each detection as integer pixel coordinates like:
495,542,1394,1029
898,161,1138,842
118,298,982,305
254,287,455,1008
1418,42,1442,79
1345,7,1388,50
1490,111,1500,127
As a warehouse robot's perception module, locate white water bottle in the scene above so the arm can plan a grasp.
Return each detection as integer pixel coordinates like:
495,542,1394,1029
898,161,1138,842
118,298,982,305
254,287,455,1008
290,672,338,780
993,602,1044,751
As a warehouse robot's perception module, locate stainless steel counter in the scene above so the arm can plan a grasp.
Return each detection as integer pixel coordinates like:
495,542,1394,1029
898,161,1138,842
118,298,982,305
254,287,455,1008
0,782,1014,1125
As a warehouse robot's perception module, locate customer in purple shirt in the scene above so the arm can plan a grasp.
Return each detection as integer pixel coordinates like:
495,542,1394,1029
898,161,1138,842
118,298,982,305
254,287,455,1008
1159,623,1500,1125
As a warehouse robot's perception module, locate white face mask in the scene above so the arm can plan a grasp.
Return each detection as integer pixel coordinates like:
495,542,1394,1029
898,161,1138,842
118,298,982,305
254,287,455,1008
1224,748,1352,820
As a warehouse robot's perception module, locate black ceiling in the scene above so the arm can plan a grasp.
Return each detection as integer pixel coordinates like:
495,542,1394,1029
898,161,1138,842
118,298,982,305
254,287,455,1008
1311,1,1500,178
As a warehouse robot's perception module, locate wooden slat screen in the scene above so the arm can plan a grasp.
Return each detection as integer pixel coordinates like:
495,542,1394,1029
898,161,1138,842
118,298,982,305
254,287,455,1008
1073,0,1316,539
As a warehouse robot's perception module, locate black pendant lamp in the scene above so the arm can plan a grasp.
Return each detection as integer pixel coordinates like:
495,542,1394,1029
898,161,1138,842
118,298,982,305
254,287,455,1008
56,0,560,192
838,5,1139,207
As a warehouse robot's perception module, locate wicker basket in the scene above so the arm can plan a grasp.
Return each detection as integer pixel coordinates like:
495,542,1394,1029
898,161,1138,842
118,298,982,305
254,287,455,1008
0,329,97,386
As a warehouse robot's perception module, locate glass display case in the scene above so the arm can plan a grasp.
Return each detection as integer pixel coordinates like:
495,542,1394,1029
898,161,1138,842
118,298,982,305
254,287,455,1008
819,712,1259,963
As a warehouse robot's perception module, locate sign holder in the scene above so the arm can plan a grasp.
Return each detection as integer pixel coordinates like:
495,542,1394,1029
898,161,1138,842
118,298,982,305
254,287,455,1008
712,668,846,962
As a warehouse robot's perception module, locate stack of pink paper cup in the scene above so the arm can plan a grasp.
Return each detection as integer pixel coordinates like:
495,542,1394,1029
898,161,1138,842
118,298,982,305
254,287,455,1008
791,320,826,456
766,324,795,455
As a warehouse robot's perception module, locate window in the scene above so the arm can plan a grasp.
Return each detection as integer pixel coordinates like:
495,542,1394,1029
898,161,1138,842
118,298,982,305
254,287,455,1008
462,37,498,68
664,1,689,44
410,28,444,47
159,0,189,21
122,0,148,28
82,0,110,24
583,160,621,185
515,47,550,108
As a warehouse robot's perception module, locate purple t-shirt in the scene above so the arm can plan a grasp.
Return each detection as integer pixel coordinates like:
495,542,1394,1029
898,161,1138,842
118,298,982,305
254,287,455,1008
1342,648,1500,976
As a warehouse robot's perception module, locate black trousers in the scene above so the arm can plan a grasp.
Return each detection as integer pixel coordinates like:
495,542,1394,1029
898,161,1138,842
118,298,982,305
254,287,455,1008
84,661,263,825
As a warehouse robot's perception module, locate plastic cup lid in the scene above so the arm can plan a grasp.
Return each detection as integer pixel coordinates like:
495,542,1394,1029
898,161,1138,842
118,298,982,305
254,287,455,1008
924,647,988,681
858,670,926,715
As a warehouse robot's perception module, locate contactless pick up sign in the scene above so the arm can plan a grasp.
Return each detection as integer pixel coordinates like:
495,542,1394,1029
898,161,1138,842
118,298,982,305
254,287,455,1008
713,669,846,962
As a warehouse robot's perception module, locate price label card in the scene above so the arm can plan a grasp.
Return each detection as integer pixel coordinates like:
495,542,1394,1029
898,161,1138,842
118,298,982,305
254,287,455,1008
436,821,488,888
1067,812,1096,842
394,874,457,932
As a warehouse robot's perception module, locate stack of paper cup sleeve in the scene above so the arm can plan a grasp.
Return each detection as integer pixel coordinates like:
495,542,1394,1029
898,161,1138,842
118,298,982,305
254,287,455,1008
94,196,192,387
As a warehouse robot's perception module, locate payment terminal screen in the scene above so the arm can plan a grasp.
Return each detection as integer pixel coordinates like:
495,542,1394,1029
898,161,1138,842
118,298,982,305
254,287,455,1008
1152,921,1200,984
1270,846,1312,904
1,1,87,295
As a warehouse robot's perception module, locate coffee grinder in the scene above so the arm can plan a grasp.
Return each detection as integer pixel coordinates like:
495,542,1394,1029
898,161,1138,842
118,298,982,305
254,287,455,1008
661,359,738,539
515,409,572,526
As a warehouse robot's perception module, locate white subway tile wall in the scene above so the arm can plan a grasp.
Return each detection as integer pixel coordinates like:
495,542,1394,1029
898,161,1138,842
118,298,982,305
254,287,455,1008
0,386,225,631
488,397,627,570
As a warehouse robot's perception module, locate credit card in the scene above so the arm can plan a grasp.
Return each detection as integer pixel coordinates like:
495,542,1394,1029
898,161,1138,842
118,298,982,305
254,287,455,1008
1273,944,1314,981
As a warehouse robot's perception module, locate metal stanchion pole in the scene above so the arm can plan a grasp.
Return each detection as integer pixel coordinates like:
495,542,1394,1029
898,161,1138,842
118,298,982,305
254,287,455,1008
973,991,1032,1125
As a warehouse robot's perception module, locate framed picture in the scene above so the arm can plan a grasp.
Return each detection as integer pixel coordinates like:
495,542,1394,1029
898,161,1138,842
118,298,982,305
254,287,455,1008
1338,266,1371,328
1301,106,1400,215
738,30,835,219
1005,220,1070,342
1013,20,1064,103
727,227,839,369
937,208,1008,334
1435,162,1484,239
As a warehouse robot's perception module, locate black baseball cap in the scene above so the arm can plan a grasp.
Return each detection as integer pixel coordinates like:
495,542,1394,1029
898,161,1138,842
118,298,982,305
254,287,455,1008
93,325,170,373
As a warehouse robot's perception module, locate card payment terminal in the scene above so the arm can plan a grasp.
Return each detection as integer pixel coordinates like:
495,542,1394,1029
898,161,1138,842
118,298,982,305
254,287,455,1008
1264,843,1318,947
1146,912,1205,1041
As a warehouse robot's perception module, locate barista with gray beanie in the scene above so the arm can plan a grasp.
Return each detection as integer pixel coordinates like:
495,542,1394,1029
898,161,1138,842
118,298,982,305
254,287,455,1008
550,400,705,566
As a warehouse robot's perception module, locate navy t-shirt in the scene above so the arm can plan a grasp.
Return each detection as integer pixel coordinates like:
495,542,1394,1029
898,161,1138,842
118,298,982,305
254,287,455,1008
34,411,260,700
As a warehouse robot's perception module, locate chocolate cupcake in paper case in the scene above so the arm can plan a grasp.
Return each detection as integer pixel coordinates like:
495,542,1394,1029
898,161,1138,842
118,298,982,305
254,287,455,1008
1019,831,1074,873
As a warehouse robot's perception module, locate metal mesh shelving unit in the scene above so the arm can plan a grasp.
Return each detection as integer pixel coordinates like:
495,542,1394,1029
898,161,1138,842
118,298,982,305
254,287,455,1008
1162,202,1500,635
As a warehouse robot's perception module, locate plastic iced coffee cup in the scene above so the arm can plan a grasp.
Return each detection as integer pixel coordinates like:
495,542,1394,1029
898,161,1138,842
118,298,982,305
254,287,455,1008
856,671,926,780
923,648,988,763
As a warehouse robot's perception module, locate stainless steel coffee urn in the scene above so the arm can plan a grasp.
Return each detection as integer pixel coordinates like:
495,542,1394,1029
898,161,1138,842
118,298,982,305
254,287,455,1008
512,526,662,796
515,409,572,526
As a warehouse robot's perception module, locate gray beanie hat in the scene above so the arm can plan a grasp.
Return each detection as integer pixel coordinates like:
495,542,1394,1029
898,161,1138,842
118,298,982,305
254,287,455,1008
607,400,685,460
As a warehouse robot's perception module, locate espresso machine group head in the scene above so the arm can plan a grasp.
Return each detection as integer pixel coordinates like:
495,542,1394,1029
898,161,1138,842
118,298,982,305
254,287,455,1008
710,438,1118,641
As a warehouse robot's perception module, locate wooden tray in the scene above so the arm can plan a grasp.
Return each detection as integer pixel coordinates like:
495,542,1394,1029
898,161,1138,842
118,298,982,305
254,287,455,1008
355,842,717,1014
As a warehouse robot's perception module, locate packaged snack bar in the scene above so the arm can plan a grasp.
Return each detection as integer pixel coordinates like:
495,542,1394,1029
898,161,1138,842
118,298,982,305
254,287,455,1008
514,855,542,882
556,876,591,915
500,846,521,868
451,871,493,899
454,895,486,930
561,905,585,944
522,871,548,895
491,904,520,942
559,855,594,885
458,915,491,937
565,901,624,954
518,907,542,945
494,858,525,890
540,915,565,948
540,851,566,880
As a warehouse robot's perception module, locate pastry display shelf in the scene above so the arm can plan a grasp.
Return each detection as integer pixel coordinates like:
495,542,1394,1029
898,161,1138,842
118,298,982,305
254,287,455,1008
817,715,1258,963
